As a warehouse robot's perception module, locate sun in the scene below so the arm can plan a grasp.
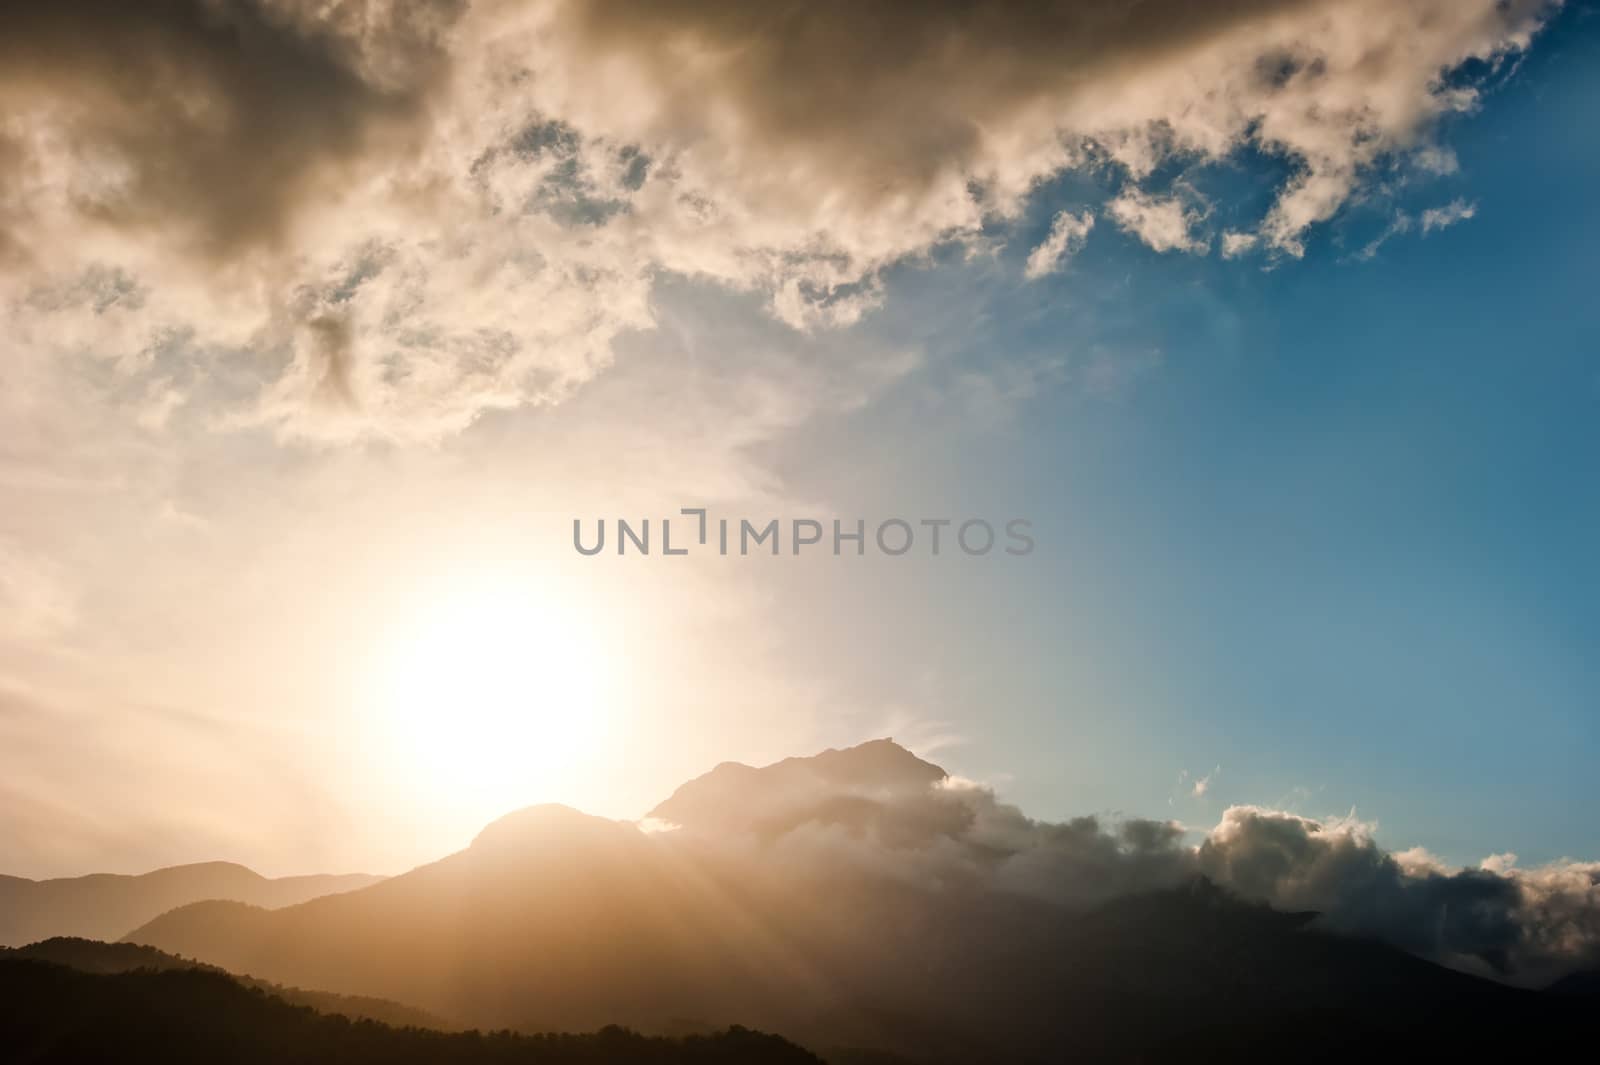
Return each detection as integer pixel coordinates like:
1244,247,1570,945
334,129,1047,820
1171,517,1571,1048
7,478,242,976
362,572,615,818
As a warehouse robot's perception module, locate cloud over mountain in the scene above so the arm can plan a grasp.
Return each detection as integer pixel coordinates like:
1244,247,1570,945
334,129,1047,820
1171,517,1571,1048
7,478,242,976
644,741,1600,984
0,0,1561,441
118,740,1600,1060
1198,806,1600,985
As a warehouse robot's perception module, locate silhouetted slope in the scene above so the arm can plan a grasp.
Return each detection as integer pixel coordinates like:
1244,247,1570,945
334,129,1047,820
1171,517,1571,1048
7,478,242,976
0,862,382,945
3,937,448,1029
1547,967,1600,995
129,805,844,1038
122,874,1592,1062
0,958,821,1065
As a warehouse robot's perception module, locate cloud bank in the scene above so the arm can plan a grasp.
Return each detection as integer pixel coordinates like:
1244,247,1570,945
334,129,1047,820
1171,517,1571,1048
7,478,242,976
0,0,1562,441
653,743,1600,986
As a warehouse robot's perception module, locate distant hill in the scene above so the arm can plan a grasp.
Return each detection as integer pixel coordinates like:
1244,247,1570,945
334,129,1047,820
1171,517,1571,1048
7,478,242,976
0,862,382,946
123,743,1591,1062
3,938,448,1029
0,957,821,1065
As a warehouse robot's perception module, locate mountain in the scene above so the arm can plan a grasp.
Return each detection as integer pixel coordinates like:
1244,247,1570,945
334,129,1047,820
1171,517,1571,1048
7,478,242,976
0,957,821,1065
0,861,383,946
648,738,949,837
3,937,447,1029
123,742,1591,1062
129,804,840,1039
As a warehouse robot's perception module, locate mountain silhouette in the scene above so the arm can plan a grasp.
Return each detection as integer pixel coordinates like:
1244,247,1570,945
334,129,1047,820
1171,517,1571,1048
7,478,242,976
116,741,1592,1061
0,862,383,946
648,739,949,838
3,937,447,1029
128,803,829,1039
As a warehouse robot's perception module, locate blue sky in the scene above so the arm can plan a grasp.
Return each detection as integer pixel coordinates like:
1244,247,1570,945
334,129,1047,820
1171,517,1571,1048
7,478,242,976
757,7,1600,866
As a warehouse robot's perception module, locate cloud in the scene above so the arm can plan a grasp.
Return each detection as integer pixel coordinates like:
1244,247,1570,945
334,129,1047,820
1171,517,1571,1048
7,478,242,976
1025,209,1095,278
1191,766,1220,798
1355,212,1415,261
663,752,1196,908
1421,198,1479,234
665,751,1600,986
1196,806,1600,984
1108,189,1209,254
1353,198,1478,260
1413,145,1462,177
1220,231,1259,259
0,0,1561,442
533,0,1553,268
0,1,457,264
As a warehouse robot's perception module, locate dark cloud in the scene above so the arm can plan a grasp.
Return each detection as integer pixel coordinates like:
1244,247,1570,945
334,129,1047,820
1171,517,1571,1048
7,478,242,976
0,0,459,262
557,0,1306,210
543,0,1558,257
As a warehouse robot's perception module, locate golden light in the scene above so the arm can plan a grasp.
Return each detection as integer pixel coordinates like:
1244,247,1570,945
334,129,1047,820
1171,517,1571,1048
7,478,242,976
360,570,616,821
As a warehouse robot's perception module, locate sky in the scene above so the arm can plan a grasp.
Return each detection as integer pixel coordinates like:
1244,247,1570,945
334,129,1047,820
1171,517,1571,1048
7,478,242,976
0,0,1596,883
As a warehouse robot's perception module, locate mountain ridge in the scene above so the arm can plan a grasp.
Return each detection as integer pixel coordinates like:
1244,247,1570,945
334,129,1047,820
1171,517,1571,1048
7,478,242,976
647,738,949,838
2,936,450,1029
0,861,384,946
118,740,1596,1062
0,956,823,1064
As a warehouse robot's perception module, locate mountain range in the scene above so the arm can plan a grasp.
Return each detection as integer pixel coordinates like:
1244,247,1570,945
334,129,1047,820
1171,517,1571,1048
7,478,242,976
4,741,1594,1061
93,740,1593,1062
0,862,382,947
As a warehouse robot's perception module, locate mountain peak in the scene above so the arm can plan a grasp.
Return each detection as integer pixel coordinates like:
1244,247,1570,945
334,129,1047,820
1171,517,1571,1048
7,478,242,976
798,738,948,787
469,803,631,853
647,739,947,833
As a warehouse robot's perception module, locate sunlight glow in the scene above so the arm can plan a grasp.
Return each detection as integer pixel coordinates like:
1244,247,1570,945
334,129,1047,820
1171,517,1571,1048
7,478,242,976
362,572,616,819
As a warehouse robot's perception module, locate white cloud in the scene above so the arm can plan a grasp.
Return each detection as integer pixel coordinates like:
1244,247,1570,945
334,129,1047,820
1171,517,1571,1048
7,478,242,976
1414,145,1462,176
1221,231,1260,259
1481,851,1519,874
1197,805,1600,984
1352,198,1477,261
1355,212,1415,261
1024,209,1095,278
1421,198,1479,234
1107,189,1209,254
